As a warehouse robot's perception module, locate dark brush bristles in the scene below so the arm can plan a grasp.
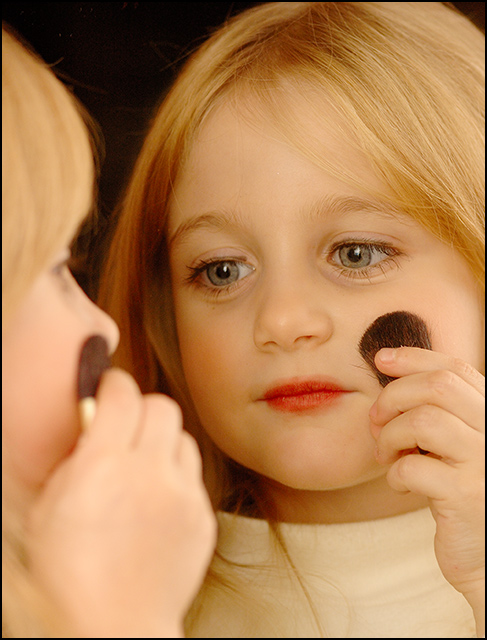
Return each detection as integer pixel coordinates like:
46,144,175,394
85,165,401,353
77,335,111,400
359,311,431,388
359,311,432,455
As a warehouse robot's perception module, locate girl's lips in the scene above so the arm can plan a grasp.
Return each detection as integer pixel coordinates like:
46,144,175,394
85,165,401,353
262,380,352,413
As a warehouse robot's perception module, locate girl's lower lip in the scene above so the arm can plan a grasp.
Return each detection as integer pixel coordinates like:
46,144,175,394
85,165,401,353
264,390,349,413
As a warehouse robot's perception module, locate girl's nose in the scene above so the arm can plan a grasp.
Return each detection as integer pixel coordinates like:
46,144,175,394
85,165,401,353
253,278,333,352
94,305,120,357
82,290,120,356
93,303,120,355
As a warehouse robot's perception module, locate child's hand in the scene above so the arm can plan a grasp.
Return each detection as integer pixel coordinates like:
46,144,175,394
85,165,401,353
369,347,485,632
26,368,217,638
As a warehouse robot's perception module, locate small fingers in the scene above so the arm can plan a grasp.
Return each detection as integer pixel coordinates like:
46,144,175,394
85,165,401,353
84,368,143,449
386,453,484,508
375,347,485,396
370,367,485,434
386,453,456,498
135,393,183,453
135,394,203,481
375,404,484,465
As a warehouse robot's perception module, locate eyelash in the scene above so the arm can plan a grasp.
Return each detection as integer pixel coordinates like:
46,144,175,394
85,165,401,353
185,240,402,296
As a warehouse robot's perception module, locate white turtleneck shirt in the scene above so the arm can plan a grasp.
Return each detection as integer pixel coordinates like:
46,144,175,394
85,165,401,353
185,508,475,638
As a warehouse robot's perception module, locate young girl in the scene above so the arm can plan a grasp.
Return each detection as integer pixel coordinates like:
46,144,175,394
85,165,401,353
2,25,216,638
98,3,484,637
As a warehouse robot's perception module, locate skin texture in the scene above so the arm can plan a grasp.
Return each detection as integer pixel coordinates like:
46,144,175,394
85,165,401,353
3,251,119,504
168,97,484,631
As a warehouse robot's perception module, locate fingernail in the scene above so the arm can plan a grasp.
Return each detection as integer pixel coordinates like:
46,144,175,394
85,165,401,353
377,347,396,363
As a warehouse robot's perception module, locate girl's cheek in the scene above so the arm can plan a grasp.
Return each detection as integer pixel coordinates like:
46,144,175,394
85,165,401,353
3,378,80,505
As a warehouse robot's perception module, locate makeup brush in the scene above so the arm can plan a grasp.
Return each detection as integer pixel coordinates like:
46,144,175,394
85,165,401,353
77,335,111,431
359,311,432,454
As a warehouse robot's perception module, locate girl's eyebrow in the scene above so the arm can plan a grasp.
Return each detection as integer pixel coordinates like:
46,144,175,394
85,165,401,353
168,195,405,248
305,194,404,223
168,210,248,249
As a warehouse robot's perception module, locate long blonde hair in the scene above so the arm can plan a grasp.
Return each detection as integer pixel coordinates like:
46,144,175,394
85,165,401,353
99,1,484,510
2,24,96,637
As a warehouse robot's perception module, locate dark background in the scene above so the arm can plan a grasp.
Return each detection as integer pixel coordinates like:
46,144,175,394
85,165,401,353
3,2,485,295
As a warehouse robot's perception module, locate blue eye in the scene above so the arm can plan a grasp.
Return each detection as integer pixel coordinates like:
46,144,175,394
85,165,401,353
187,258,255,291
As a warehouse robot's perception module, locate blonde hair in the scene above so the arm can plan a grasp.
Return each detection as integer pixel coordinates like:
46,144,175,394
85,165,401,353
99,0,484,502
2,24,96,637
2,24,95,324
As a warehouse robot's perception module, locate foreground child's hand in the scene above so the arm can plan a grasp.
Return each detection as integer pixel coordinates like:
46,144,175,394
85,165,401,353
26,368,217,638
369,347,485,634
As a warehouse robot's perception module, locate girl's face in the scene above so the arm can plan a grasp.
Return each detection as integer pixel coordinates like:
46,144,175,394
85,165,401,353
2,251,119,508
168,99,484,518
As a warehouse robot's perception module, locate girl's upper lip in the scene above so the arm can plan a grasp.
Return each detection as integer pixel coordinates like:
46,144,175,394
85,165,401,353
262,378,352,400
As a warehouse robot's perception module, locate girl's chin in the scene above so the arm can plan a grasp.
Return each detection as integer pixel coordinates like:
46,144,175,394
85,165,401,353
249,462,387,494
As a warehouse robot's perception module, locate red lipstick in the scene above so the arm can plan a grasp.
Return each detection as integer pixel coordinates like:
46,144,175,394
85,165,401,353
262,379,351,413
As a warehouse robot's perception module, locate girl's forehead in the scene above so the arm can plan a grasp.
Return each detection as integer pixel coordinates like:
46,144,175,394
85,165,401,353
179,88,391,204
